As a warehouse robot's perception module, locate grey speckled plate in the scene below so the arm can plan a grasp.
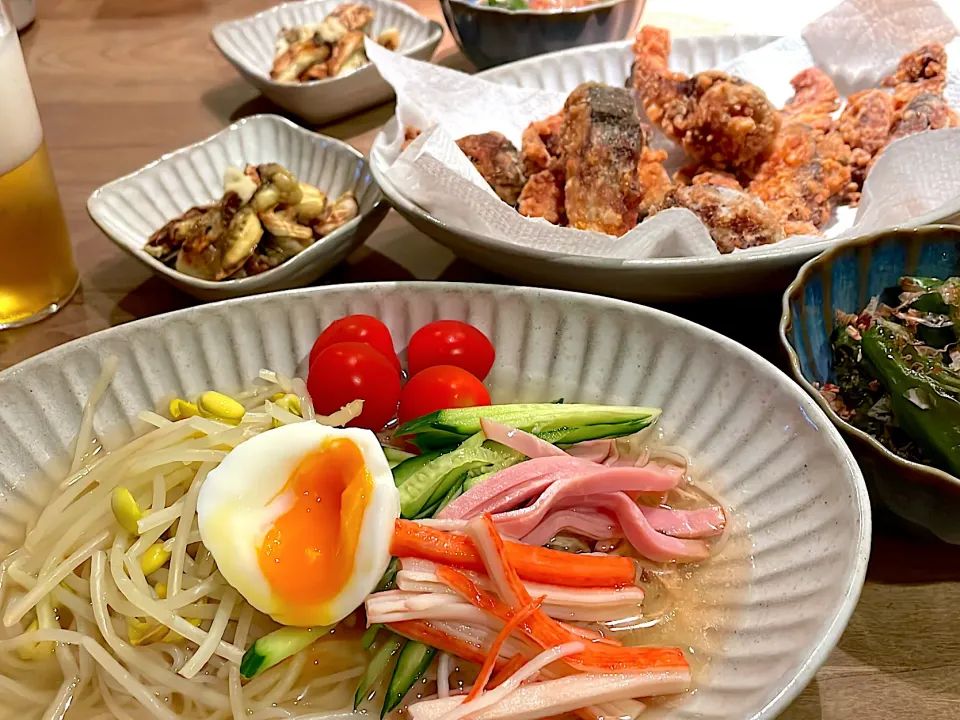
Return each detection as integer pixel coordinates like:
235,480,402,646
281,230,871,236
0,283,870,719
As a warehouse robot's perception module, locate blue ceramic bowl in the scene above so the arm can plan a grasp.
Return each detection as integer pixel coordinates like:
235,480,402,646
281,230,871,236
780,225,960,543
440,0,645,70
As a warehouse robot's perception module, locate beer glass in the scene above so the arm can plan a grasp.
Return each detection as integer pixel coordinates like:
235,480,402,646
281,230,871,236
0,3,78,329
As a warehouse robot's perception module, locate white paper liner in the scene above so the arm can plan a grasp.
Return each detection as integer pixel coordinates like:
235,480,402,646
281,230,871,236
369,0,960,261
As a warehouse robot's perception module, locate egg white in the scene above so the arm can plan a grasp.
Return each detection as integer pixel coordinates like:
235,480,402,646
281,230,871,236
196,422,399,627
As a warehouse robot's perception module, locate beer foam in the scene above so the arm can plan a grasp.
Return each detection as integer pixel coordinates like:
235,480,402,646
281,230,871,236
0,30,43,175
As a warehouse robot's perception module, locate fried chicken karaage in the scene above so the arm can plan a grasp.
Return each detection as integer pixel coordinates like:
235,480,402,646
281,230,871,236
631,25,780,171
780,67,840,131
834,43,957,195
520,111,565,176
837,89,895,190
648,184,784,253
636,146,673,217
890,92,960,139
518,170,565,225
882,44,958,139
674,164,743,190
882,43,949,109
456,132,527,207
561,82,645,236
747,68,853,235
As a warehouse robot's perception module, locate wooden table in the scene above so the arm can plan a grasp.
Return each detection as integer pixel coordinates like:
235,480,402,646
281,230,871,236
4,1,960,717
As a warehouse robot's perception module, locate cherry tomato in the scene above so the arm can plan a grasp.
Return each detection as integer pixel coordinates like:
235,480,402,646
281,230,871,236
309,315,401,375
308,342,401,431
407,320,495,380
398,365,491,425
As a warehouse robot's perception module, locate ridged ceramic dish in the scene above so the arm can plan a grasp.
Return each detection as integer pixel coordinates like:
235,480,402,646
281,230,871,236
0,282,869,719
440,0,645,70
371,36,960,301
212,0,443,124
781,225,960,543
88,114,387,302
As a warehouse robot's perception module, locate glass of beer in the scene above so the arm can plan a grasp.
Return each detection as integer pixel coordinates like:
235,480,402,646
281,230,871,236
0,4,78,329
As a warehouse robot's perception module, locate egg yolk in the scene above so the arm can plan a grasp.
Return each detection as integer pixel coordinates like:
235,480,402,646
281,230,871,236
258,438,372,618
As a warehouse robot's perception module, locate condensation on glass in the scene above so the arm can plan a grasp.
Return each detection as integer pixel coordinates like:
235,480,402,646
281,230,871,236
0,7,78,329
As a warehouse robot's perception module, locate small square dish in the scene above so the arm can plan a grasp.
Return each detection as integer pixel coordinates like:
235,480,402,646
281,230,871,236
212,0,443,124
88,114,387,302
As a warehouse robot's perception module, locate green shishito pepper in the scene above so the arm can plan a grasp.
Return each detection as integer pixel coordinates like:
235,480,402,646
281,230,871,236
861,323,960,475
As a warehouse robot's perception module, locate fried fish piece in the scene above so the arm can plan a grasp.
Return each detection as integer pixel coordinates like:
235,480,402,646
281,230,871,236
456,132,526,207
518,169,565,225
561,82,644,236
648,184,784,253
631,25,780,170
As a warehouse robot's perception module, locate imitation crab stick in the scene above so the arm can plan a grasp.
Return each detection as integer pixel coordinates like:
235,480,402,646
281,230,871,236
391,520,636,588
465,597,546,703
387,619,500,668
488,655,526,690
444,516,689,674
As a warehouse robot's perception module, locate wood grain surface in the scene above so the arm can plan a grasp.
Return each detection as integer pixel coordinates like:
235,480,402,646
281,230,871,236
2,1,960,717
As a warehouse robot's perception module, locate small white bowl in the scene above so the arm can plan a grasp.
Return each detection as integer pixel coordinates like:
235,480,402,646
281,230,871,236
87,114,387,302
212,0,443,124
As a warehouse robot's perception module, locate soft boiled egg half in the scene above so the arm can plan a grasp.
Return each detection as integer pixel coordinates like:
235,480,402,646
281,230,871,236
197,422,399,627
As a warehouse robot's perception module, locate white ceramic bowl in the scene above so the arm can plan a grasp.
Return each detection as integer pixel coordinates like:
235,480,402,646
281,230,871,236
370,35,959,301
212,0,443,124
87,114,388,302
0,282,869,719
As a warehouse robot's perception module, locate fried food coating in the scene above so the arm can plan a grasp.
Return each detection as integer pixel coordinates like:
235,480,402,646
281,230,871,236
838,89,896,191
781,68,840,132
890,92,959,139
648,184,784,253
636,147,673,217
838,44,957,197
456,132,526,207
747,69,853,235
674,164,743,190
882,43,949,109
518,169,565,225
561,82,644,236
521,111,565,176
631,25,780,170
748,123,853,236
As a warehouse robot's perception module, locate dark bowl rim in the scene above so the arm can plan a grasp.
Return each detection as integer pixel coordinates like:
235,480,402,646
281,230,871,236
442,0,631,17
779,223,960,492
